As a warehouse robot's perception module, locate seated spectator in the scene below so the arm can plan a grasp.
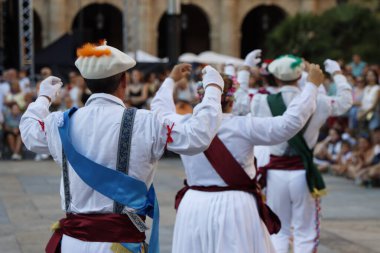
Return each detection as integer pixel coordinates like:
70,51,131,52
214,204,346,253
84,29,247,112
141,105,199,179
314,128,342,172
346,135,374,179
358,70,380,130
126,70,148,109
354,127,380,185
330,140,353,175
4,103,23,160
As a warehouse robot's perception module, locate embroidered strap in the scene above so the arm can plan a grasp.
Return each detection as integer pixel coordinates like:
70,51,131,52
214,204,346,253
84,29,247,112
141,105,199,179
114,108,137,213
62,149,71,212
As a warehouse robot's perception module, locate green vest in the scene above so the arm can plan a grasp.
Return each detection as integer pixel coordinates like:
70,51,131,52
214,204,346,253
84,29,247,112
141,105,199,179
267,93,326,198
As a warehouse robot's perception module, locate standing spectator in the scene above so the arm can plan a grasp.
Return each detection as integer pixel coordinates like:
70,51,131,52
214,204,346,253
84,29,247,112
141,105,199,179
349,54,367,77
5,81,26,110
77,75,91,105
18,68,31,93
174,77,196,115
40,67,52,80
0,110,3,159
4,103,23,160
358,70,380,130
348,76,365,130
145,72,160,109
0,70,11,103
126,69,148,109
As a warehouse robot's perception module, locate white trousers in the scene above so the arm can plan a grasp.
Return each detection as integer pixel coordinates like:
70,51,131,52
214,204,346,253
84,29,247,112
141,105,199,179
172,190,276,253
266,170,321,253
61,235,114,253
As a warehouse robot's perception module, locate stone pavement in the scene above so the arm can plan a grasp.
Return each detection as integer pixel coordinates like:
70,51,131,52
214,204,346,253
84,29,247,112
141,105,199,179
0,158,379,253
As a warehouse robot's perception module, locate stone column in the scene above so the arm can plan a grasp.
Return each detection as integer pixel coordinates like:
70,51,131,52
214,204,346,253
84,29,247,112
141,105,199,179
219,0,239,57
136,0,156,55
44,0,67,46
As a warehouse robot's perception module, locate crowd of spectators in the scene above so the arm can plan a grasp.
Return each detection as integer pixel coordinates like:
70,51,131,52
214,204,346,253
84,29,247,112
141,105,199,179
312,54,380,187
1,53,379,187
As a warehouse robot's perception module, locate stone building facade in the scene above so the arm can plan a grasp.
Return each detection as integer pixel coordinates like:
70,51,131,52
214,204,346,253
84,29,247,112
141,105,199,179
32,0,339,58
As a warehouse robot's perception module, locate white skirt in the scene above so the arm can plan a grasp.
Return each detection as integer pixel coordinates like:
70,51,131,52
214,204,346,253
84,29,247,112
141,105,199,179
172,189,276,253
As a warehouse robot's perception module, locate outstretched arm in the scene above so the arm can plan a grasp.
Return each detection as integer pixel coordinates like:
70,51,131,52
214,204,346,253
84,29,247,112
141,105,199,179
321,59,353,116
151,64,223,156
233,49,262,116
246,64,323,145
20,76,62,153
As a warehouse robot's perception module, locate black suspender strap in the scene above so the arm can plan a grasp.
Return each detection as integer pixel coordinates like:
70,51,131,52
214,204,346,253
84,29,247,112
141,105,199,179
114,107,137,213
62,149,71,212
62,107,137,213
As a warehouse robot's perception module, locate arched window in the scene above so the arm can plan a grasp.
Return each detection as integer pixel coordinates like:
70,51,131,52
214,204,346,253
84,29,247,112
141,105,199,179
157,4,210,58
241,5,286,58
72,3,123,50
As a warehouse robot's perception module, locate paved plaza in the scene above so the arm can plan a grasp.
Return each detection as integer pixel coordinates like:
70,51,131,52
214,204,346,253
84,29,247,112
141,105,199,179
0,158,379,253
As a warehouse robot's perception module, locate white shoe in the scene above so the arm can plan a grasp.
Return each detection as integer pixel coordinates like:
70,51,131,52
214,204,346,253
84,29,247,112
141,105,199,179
34,154,42,161
11,153,22,160
40,154,50,160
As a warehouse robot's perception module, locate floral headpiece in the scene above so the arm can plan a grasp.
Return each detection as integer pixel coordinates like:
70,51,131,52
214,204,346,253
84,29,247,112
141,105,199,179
197,74,238,105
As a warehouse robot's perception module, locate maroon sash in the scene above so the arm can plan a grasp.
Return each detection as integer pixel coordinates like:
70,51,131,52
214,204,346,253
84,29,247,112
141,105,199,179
257,155,304,188
175,136,281,235
45,213,146,253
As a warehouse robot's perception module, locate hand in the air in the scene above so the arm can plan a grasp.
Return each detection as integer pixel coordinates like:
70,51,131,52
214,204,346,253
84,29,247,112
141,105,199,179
169,63,192,82
202,66,224,91
307,64,324,87
324,59,341,75
39,76,63,102
244,49,262,68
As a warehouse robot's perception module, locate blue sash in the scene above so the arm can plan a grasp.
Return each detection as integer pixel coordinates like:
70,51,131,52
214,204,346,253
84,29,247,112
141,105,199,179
58,108,160,253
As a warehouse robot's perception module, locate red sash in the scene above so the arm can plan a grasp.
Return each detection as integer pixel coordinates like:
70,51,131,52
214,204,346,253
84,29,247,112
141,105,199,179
175,136,281,235
45,213,146,253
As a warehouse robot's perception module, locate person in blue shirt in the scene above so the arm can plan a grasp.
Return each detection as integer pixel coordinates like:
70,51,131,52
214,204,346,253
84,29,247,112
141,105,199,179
349,54,367,78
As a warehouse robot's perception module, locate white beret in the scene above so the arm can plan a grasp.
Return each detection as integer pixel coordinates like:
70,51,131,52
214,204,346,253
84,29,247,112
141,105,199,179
268,55,304,81
75,41,136,79
224,64,236,77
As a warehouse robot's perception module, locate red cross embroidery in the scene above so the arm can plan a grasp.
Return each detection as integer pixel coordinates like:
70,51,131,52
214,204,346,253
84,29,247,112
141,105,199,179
38,120,45,132
166,123,175,147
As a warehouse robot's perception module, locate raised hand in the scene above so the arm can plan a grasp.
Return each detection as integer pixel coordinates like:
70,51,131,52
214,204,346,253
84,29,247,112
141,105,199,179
244,49,262,68
307,64,324,87
202,66,224,91
324,59,342,75
38,76,63,102
169,63,192,82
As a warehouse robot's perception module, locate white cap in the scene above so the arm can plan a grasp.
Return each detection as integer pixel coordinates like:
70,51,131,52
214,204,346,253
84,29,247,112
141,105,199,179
75,41,136,79
223,61,236,77
268,55,303,81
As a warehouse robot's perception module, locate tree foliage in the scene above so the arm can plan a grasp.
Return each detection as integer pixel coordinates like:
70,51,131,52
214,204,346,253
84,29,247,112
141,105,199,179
266,4,380,64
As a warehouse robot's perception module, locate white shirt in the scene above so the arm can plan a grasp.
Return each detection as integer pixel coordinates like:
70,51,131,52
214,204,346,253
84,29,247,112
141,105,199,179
361,85,380,111
20,77,222,213
251,74,352,156
151,82,319,187
0,82,10,113
19,77,31,93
